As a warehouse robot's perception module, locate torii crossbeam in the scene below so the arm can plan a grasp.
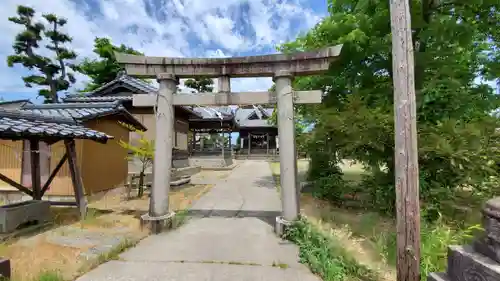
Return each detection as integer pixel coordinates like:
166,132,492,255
115,45,342,234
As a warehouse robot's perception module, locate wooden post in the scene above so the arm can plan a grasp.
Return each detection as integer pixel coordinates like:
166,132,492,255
40,152,68,196
248,133,251,156
64,140,88,219
29,140,41,200
266,133,269,155
221,133,225,158
191,131,196,154
389,0,421,281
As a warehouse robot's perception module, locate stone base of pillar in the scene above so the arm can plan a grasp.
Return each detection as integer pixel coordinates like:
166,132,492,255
275,216,293,237
140,211,176,234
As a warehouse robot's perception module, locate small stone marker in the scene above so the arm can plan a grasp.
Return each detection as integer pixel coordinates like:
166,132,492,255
474,197,500,262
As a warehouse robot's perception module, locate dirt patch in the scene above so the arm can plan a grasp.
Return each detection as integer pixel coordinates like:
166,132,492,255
0,183,213,281
90,184,213,213
1,239,82,281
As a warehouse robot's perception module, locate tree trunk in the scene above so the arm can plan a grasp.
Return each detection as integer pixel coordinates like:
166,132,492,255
138,171,145,198
50,78,58,103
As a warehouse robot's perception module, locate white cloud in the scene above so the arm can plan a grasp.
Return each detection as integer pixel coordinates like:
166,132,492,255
203,14,247,51
0,0,323,99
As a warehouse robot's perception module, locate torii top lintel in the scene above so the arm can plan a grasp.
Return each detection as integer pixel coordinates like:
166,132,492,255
114,45,342,79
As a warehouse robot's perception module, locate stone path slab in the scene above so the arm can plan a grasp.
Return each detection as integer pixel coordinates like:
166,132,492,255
119,217,301,268
190,160,281,215
77,261,320,281
76,160,320,281
18,224,144,261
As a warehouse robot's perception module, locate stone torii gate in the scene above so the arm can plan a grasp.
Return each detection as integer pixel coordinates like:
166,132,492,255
115,45,342,233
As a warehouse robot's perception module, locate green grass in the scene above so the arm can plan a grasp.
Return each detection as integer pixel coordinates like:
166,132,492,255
33,271,65,281
337,160,366,184
374,220,481,281
78,238,139,275
271,261,290,269
172,209,190,228
284,218,380,281
0,270,66,281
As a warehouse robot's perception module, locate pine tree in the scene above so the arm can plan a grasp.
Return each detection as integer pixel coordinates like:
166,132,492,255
7,5,78,103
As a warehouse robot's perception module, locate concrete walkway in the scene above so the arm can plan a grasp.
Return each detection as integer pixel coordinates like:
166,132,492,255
76,160,320,281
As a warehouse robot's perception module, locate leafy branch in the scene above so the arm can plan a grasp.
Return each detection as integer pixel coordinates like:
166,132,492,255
118,122,154,198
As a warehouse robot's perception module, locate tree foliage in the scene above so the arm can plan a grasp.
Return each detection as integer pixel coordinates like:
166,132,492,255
119,123,154,198
77,37,143,92
7,5,78,103
184,77,214,93
283,0,500,219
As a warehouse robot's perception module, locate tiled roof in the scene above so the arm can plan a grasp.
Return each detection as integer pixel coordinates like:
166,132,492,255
0,109,112,144
63,74,203,119
234,107,275,128
63,96,133,103
21,101,146,131
62,72,155,101
0,99,32,110
83,72,157,97
192,106,234,120
0,99,31,105
22,101,122,120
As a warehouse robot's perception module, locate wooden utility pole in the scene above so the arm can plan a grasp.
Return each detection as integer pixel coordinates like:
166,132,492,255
389,0,421,281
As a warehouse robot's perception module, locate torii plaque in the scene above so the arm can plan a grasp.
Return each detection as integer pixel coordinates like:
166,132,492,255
115,45,342,234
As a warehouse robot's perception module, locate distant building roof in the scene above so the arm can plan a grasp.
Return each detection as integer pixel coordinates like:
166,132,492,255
235,106,275,128
63,95,133,103
21,101,146,131
0,99,32,109
81,71,158,97
62,73,202,119
192,106,234,120
0,109,112,144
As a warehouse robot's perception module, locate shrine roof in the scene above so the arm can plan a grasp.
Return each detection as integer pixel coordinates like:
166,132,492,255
235,106,275,128
63,73,202,119
21,101,146,131
191,106,234,120
0,109,112,144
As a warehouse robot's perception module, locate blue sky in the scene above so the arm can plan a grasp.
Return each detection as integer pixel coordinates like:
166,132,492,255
0,0,328,102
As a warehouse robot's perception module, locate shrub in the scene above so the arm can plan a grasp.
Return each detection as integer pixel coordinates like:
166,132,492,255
284,217,379,281
376,218,482,281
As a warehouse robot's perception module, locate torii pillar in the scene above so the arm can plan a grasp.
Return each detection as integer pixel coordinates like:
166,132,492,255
274,70,299,221
143,73,177,233
115,45,343,235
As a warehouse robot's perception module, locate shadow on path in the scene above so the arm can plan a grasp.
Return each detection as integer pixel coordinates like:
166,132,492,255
187,209,281,226
253,175,278,189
